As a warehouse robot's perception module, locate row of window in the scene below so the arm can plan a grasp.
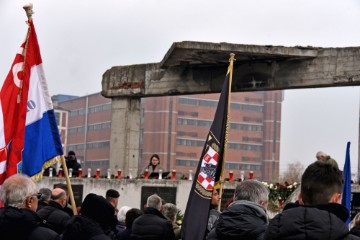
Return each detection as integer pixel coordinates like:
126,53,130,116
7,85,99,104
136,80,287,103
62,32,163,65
68,122,111,133
243,116,263,123
177,118,263,132
69,103,111,117
83,160,110,167
225,162,262,171
177,118,212,127
242,156,262,162
175,158,262,171
175,153,260,162
177,131,198,137
178,98,263,112
242,137,263,143
178,111,198,117
230,123,263,131
228,143,262,151
176,138,262,151
67,141,110,151
244,97,262,104
176,152,198,158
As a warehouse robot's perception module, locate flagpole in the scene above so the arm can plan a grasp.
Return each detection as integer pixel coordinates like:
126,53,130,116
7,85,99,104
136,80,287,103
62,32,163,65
217,53,235,211
20,4,34,103
22,4,77,215
60,155,78,215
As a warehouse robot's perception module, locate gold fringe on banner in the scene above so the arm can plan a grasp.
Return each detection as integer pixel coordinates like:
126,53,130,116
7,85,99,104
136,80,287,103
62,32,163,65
30,156,60,182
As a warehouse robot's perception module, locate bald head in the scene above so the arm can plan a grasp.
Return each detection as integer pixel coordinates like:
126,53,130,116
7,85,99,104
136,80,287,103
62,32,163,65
51,188,67,208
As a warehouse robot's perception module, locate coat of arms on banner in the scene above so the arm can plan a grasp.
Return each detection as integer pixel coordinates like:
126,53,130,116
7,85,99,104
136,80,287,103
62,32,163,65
197,146,219,191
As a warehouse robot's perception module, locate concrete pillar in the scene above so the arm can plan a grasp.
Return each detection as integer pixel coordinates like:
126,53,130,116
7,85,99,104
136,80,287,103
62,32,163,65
110,97,141,177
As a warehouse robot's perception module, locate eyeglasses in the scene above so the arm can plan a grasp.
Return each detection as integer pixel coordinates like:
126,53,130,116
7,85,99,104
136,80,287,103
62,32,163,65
32,193,42,200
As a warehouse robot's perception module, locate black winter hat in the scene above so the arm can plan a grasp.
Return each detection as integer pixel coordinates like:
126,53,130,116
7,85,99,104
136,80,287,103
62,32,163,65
81,193,116,229
68,150,76,156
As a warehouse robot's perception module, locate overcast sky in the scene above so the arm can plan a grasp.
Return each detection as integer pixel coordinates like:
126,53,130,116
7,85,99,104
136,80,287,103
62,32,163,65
1,0,360,176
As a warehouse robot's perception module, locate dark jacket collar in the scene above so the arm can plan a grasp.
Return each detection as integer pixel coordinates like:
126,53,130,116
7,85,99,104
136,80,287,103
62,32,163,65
143,207,167,220
284,202,349,222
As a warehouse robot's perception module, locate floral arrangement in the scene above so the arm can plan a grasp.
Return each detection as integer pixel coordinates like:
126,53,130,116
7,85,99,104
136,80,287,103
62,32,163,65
262,181,299,212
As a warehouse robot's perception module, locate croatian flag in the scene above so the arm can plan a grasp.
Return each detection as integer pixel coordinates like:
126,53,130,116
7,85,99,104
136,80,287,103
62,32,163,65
0,20,63,185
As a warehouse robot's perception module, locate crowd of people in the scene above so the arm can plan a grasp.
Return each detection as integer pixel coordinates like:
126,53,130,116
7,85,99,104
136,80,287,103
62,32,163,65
1,150,359,240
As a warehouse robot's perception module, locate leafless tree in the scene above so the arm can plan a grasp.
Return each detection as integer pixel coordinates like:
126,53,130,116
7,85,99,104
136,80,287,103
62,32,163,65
280,161,304,183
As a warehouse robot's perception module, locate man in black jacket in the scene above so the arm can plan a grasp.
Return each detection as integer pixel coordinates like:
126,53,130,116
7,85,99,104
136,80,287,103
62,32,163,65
265,161,360,240
131,194,175,240
37,188,71,234
0,174,59,240
207,180,269,240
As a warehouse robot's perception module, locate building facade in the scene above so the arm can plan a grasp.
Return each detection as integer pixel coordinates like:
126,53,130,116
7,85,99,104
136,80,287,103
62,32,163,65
58,93,112,174
56,91,282,181
141,91,283,181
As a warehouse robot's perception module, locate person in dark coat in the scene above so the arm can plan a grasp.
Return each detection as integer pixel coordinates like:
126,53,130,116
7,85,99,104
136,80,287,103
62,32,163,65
265,161,360,240
53,182,74,216
65,150,82,177
131,194,175,240
62,193,117,240
117,208,143,240
37,187,51,211
207,180,269,240
37,188,71,234
207,189,221,236
162,203,181,240
0,174,59,240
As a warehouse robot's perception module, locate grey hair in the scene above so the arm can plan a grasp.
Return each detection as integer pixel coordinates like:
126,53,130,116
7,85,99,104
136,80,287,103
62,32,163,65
234,180,269,203
39,188,52,202
147,194,162,211
316,151,327,158
162,203,178,221
0,174,37,208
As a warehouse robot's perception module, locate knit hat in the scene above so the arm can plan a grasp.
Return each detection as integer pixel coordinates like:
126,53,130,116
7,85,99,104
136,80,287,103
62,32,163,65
81,193,116,229
68,150,76,156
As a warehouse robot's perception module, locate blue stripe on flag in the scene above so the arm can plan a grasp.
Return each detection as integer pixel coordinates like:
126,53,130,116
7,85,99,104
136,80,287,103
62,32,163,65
22,109,63,176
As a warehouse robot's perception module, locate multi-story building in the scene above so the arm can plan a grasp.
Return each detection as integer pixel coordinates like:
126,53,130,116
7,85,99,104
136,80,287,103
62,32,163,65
141,91,283,181
57,93,112,174
52,94,78,149
56,91,282,181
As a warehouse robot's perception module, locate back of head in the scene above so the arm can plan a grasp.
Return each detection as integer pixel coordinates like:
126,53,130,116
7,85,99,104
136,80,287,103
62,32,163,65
0,174,37,208
146,194,162,211
81,193,116,229
234,180,269,204
51,188,67,207
125,208,143,229
316,151,327,158
162,203,177,221
106,189,120,200
54,183,69,196
39,188,52,203
301,161,342,205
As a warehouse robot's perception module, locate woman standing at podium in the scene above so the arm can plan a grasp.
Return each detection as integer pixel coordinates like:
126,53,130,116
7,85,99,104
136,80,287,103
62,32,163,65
140,154,162,178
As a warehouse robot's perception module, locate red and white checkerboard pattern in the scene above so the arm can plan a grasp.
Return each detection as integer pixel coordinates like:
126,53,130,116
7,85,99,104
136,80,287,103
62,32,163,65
201,147,219,167
197,147,219,190
198,172,215,190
